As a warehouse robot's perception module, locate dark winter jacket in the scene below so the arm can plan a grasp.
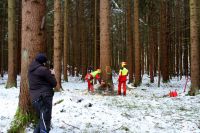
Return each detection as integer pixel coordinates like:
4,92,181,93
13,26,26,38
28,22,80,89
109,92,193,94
28,60,57,102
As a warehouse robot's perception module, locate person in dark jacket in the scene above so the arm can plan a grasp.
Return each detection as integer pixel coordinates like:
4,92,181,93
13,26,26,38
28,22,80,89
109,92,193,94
28,53,57,133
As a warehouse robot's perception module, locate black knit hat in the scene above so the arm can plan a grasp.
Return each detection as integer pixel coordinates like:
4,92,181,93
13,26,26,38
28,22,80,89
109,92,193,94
35,53,47,64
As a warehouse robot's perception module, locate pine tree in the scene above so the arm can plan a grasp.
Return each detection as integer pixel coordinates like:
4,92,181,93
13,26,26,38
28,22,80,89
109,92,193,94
54,0,62,91
80,0,87,80
127,0,133,84
63,0,68,82
9,0,46,132
134,0,141,86
100,0,113,91
189,0,200,95
160,0,169,82
6,0,17,88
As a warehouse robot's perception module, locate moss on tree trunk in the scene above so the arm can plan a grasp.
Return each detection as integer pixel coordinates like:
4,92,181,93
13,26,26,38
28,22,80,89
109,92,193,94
8,108,38,133
5,82,17,89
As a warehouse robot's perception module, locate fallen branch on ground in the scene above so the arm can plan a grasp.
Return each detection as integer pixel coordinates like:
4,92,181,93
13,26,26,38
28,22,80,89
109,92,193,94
54,99,64,106
112,125,123,132
62,120,80,130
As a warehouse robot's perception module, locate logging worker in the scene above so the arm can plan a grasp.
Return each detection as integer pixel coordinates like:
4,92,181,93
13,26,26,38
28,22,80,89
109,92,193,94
118,62,128,96
28,53,57,133
85,68,101,93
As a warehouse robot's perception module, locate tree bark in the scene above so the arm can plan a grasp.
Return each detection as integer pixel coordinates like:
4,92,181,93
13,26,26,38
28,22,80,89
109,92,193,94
6,0,17,88
80,0,87,80
20,0,46,114
127,0,133,84
0,2,6,78
54,0,62,91
183,0,189,77
100,0,113,90
16,0,22,75
10,1,46,132
189,0,200,95
149,1,155,83
0,12,2,78
160,0,169,82
63,0,68,82
134,0,141,86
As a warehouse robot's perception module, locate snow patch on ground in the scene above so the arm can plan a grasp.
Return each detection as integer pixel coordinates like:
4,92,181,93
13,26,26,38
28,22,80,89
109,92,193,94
0,74,200,133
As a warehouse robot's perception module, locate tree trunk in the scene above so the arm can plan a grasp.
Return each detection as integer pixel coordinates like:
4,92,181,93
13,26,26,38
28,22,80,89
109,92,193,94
134,0,141,86
96,0,100,68
73,0,80,77
0,14,2,78
183,0,189,77
54,0,62,91
6,0,17,88
127,0,133,84
175,1,180,77
16,0,22,75
94,0,101,70
20,0,46,114
189,0,200,95
149,1,155,83
100,0,113,91
158,31,161,87
0,2,6,78
160,0,169,82
63,0,68,82
9,0,46,132
80,0,87,80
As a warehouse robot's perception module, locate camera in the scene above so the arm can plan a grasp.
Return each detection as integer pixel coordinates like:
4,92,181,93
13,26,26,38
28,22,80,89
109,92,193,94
50,64,54,70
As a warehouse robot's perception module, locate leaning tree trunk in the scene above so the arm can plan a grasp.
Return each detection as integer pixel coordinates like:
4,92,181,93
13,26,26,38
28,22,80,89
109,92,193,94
54,0,62,91
8,0,46,132
6,0,17,88
100,0,113,92
134,0,141,86
189,0,200,96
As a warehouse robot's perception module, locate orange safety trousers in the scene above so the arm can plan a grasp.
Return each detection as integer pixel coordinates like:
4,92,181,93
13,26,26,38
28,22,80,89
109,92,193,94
118,81,126,96
87,80,94,92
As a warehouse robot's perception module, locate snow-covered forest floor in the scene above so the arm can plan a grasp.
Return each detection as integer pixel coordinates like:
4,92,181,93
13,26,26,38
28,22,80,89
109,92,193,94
0,74,200,133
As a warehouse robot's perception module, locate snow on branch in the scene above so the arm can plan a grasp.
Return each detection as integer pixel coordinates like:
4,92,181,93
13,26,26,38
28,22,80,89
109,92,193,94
111,0,124,14
139,18,147,25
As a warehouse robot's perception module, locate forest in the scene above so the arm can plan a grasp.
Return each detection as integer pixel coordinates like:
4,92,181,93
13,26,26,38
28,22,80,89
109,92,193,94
0,0,200,132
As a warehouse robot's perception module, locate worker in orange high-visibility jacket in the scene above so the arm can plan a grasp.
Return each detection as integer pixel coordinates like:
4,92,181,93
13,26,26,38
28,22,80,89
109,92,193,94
85,69,101,93
118,62,128,96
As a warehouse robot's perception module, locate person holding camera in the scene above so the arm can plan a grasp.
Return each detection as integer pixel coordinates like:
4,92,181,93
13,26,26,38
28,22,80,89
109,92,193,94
28,53,57,133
